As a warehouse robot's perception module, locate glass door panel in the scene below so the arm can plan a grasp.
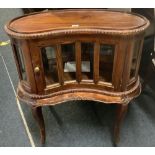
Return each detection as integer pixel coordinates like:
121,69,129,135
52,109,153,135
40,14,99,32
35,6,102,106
99,44,115,83
81,43,94,80
15,46,27,81
41,46,59,86
61,43,76,81
130,41,140,79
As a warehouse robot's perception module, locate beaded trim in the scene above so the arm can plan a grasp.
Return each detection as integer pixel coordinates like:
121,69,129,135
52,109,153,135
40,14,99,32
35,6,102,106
17,77,141,100
5,21,150,39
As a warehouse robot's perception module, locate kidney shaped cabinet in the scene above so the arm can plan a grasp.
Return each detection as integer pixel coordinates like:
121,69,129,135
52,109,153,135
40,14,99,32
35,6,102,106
5,9,149,145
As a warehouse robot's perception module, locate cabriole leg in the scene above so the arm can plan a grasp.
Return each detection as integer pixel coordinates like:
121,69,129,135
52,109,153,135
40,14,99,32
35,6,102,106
32,106,46,144
114,103,128,146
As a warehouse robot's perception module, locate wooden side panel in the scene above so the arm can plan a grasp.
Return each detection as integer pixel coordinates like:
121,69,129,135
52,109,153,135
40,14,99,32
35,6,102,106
121,38,134,90
29,41,46,94
93,42,100,84
20,40,37,93
75,41,81,83
112,38,128,91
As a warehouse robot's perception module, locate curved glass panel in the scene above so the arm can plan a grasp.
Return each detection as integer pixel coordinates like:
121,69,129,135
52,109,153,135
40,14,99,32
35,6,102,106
41,46,59,85
99,44,115,83
81,42,94,80
15,46,27,81
61,43,76,81
130,41,140,79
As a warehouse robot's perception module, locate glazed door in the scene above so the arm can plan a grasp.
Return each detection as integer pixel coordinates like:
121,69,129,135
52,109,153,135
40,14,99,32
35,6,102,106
38,38,116,92
30,37,121,94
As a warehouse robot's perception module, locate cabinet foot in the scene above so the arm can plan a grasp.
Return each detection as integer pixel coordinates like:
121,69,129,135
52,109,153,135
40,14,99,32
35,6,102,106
32,107,46,144
114,103,128,145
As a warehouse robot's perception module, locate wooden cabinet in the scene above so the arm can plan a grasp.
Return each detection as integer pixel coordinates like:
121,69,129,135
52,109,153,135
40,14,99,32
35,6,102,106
5,9,149,145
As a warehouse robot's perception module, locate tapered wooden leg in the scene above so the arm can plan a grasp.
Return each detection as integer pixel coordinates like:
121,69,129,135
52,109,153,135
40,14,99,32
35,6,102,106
32,107,46,144
114,103,128,146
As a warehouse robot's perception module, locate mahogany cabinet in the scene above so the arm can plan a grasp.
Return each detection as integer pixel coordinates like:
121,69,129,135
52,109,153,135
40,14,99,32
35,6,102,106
5,9,149,145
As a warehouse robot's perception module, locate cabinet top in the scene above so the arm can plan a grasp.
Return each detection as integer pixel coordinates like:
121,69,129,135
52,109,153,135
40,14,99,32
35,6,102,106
5,9,150,39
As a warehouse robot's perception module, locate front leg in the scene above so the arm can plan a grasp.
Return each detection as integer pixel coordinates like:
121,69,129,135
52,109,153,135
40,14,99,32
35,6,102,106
32,107,46,144
114,103,128,146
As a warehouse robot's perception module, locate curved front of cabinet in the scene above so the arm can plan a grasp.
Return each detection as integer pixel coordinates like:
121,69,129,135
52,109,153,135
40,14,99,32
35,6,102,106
11,33,144,106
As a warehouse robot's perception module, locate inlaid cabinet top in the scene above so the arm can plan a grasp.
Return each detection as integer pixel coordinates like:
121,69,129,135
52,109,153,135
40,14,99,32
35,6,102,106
5,9,150,39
